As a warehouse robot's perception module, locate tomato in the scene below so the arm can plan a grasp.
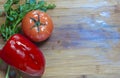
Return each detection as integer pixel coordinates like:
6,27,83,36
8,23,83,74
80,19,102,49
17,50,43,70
22,10,54,42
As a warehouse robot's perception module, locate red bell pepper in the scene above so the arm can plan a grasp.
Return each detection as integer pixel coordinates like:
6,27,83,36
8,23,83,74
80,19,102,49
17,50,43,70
0,34,45,76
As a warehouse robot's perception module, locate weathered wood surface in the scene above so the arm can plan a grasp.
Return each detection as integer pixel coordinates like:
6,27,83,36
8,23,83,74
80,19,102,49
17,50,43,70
0,0,120,78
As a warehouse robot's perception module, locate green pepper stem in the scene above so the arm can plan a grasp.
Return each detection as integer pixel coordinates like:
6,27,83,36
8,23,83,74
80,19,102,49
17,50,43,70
5,65,10,78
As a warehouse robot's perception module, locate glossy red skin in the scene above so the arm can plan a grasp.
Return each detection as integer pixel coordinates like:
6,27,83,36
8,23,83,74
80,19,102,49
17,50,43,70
22,10,54,42
0,34,45,76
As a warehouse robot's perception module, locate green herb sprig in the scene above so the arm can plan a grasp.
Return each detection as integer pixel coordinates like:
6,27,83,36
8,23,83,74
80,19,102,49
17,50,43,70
0,0,56,41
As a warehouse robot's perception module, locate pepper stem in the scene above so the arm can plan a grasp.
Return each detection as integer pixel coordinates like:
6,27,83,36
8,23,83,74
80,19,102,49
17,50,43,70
5,65,10,78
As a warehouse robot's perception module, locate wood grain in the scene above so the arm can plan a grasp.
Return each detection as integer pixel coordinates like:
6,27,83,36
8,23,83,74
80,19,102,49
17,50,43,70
0,0,120,78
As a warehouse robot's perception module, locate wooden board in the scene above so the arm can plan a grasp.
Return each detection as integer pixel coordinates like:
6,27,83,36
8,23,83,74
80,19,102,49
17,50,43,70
0,0,120,78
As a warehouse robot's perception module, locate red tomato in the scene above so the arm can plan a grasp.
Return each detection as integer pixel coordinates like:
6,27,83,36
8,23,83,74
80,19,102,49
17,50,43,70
22,10,54,42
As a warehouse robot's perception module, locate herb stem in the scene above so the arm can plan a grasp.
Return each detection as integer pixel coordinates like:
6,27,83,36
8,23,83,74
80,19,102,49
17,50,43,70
12,18,21,31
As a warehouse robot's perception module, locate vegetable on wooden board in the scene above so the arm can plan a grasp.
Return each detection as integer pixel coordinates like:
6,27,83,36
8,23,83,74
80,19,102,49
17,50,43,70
0,34,45,76
22,10,54,42
0,0,56,77
0,0,56,41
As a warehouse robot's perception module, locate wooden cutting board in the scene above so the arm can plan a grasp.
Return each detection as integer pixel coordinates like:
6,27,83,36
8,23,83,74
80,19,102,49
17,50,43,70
0,0,120,78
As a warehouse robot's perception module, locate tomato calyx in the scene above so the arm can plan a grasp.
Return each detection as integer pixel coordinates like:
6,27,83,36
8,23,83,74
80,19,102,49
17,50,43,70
30,14,46,32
